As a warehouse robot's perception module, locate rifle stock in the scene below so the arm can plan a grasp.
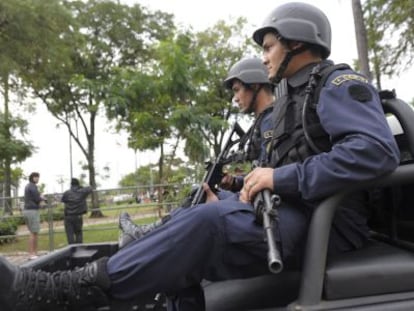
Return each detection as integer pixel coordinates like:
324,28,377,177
190,122,245,207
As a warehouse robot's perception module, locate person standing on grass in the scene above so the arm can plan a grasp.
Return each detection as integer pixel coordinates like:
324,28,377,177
23,172,45,260
61,178,93,244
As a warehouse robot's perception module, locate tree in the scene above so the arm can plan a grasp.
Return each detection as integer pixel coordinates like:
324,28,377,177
362,0,414,89
0,0,68,213
171,19,255,181
107,18,255,189
26,0,175,217
0,111,31,214
107,32,195,210
352,0,371,81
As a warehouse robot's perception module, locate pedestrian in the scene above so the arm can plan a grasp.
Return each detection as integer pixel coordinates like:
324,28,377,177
61,178,93,244
118,56,276,247
22,172,44,260
0,3,400,311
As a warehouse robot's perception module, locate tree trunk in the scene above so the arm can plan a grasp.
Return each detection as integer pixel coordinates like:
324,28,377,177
88,160,103,218
157,143,164,218
3,76,12,215
88,107,103,218
352,0,372,81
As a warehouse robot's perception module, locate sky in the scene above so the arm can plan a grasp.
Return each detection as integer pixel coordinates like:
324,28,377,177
19,0,414,195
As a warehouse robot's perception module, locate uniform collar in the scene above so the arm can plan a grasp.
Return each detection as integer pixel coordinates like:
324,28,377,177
287,60,334,88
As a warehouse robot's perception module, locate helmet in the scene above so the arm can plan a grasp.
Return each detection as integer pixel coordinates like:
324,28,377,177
252,2,331,59
223,57,270,89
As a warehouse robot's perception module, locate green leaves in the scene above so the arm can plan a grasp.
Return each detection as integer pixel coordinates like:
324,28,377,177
363,0,413,76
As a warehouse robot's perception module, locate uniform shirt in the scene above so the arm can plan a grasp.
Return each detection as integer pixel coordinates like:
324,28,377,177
273,63,400,200
232,106,274,189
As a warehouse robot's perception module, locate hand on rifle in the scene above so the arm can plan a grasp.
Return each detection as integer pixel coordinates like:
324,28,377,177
219,173,234,190
202,183,219,203
240,167,274,203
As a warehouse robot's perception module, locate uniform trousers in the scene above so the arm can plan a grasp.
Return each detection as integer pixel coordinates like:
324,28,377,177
107,194,310,310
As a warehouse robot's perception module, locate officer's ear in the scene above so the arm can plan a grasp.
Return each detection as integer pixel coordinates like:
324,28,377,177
251,84,261,92
287,40,304,52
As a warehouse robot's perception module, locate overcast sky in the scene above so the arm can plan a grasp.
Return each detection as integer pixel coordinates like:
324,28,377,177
19,0,414,195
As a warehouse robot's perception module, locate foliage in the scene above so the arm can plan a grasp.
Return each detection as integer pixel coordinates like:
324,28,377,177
106,31,197,186
173,18,257,160
363,0,414,84
119,159,195,189
118,164,158,187
107,17,256,186
0,113,33,164
17,0,175,214
0,0,71,79
0,217,18,244
1,0,264,197
0,0,62,211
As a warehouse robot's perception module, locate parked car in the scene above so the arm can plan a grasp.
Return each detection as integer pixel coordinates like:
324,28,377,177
112,193,133,205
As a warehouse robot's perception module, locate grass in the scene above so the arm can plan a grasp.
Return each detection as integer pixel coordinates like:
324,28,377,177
0,207,160,254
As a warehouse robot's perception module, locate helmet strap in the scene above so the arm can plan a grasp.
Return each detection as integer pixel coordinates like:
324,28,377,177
245,84,263,114
271,45,308,84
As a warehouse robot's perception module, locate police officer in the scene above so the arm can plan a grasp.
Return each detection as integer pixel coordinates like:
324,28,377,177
242,1,399,256
0,3,400,311
118,57,276,248
221,57,275,188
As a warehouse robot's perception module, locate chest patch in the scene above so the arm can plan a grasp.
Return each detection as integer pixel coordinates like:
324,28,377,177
263,130,273,139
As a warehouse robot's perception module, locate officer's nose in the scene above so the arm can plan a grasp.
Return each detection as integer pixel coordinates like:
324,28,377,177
262,56,269,67
232,96,239,107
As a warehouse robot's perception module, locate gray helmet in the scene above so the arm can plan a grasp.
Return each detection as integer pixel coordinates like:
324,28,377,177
252,2,331,59
223,57,270,89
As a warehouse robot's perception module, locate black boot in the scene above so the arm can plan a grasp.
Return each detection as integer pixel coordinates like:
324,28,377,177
0,256,111,311
118,212,166,249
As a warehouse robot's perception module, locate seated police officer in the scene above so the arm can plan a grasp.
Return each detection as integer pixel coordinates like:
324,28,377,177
118,56,276,248
0,3,400,311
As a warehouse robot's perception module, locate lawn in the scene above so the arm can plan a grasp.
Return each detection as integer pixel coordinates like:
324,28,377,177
0,212,159,254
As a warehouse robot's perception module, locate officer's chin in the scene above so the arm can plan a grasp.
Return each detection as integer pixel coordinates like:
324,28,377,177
240,107,249,114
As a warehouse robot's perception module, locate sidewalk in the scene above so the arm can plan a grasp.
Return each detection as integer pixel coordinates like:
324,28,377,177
4,251,50,265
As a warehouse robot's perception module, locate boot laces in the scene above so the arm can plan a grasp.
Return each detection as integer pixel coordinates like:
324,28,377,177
15,265,93,307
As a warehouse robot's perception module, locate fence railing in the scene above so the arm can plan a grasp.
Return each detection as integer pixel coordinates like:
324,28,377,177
0,184,189,257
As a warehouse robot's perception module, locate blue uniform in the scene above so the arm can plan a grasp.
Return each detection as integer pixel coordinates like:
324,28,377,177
105,63,399,310
274,66,399,200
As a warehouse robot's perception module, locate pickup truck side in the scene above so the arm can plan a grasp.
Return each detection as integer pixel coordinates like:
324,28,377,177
23,93,414,311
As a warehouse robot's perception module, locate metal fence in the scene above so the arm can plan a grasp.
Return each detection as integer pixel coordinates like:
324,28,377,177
0,183,190,257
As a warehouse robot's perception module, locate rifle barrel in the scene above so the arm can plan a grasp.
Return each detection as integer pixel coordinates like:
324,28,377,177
262,189,283,273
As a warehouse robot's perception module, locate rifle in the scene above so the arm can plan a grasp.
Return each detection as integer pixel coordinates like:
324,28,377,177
253,188,283,274
190,122,245,207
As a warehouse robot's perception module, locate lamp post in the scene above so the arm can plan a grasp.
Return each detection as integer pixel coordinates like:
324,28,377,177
69,129,73,180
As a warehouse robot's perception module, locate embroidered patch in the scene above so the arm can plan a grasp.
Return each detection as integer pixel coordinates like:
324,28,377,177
263,130,273,139
331,74,368,86
348,84,372,102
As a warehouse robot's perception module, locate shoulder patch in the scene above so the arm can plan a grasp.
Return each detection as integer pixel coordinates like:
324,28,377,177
331,74,368,86
348,85,372,102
